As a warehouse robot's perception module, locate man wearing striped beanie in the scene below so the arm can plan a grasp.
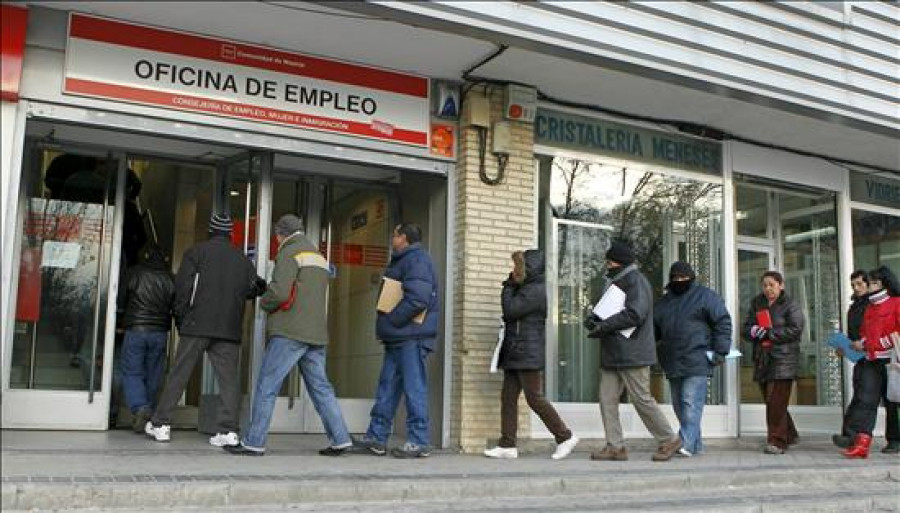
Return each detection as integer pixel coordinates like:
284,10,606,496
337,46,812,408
146,212,266,446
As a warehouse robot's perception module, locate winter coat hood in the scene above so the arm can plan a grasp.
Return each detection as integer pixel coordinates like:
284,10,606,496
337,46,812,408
499,250,547,370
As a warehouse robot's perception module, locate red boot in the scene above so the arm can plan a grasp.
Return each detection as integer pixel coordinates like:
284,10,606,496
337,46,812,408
842,433,872,459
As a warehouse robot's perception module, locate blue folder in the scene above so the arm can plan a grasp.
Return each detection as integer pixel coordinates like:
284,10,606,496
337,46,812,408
826,331,865,363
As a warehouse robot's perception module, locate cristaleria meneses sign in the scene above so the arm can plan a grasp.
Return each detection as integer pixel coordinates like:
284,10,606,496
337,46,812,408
63,13,429,147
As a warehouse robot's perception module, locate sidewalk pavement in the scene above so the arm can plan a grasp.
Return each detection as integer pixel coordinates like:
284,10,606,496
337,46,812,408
2,429,899,511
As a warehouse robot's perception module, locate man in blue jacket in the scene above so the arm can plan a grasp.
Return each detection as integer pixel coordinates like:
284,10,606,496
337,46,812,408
355,223,439,458
654,261,732,457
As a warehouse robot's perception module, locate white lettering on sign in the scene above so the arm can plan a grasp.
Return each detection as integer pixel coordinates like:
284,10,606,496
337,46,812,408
64,14,429,147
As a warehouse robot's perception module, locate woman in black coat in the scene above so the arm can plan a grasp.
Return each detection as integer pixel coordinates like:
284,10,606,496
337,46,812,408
484,250,578,460
742,270,805,455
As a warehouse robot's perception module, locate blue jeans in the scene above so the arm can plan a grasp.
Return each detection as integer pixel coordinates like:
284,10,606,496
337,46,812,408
243,337,350,449
669,375,708,455
120,330,168,413
366,339,431,447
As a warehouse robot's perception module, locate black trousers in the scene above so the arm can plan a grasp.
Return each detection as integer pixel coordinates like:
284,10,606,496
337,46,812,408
151,336,242,433
845,359,900,440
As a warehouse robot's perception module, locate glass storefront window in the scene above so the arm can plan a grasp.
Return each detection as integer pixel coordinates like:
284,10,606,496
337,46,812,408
736,186,769,238
542,156,724,404
851,209,900,272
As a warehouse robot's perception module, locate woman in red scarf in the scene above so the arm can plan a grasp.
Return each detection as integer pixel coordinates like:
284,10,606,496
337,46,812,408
843,266,900,458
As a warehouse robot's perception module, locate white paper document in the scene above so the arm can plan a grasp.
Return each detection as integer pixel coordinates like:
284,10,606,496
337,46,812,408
592,284,635,338
490,318,504,373
706,348,743,362
41,241,81,269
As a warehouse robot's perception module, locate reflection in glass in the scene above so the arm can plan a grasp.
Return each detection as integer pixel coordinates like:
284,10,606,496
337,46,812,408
11,150,117,391
735,184,841,407
737,249,772,404
546,157,724,403
780,192,840,406
736,187,768,238
269,177,393,400
851,210,900,272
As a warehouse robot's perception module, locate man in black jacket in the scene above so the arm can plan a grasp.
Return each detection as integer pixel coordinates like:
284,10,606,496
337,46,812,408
120,245,175,433
584,240,682,462
146,214,265,445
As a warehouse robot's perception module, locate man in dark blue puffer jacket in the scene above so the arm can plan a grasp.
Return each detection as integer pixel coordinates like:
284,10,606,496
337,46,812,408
355,223,439,459
654,261,732,457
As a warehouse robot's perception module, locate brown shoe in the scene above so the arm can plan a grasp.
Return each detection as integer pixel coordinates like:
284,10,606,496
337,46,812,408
651,437,683,462
590,444,628,461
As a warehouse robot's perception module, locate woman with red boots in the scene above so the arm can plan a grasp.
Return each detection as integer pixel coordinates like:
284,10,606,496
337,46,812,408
843,266,900,459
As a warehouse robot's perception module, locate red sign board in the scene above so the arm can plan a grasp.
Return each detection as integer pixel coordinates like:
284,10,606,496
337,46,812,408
1,4,28,102
63,13,430,147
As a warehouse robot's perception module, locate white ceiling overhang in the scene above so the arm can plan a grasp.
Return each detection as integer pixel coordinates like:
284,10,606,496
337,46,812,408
26,1,900,173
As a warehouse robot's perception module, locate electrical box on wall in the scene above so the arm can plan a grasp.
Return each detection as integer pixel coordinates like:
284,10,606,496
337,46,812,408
504,84,537,123
464,93,490,128
492,121,512,155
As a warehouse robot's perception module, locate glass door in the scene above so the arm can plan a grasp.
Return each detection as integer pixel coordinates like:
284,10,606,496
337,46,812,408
3,140,125,429
197,151,270,434
735,182,843,435
736,244,776,407
262,172,398,433
548,218,612,402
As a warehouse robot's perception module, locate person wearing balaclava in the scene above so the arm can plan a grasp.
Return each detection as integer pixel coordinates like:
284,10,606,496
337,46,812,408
146,213,266,446
583,239,683,462
653,261,731,457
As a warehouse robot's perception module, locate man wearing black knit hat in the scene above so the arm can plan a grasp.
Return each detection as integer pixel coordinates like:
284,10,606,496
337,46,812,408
146,213,266,445
583,239,683,462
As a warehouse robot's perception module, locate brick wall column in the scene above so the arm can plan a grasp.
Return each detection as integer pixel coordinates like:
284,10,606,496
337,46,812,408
450,88,536,453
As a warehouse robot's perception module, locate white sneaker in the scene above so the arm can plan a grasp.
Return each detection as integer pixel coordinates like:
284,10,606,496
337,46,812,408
146,423,170,443
551,436,579,460
209,431,240,447
677,447,693,457
484,446,518,459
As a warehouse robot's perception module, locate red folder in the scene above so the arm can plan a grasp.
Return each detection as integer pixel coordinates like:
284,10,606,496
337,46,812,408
756,309,773,329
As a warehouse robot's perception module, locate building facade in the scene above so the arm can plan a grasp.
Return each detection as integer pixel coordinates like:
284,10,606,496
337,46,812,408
1,1,898,453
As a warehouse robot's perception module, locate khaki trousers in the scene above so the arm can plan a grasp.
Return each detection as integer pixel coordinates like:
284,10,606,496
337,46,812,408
599,366,675,448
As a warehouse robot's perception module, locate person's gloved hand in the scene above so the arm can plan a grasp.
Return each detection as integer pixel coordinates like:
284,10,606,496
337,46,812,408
583,313,602,334
750,324,768,341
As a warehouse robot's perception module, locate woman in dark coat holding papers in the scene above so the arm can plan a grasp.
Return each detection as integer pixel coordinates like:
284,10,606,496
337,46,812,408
742,270,805,455
484,250,579,460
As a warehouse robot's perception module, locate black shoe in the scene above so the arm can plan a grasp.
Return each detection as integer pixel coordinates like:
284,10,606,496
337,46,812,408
882,441,900,454
223,444,265,456
832,434,852,448
391,442,431,459
352,437,386,456
318,445,352,457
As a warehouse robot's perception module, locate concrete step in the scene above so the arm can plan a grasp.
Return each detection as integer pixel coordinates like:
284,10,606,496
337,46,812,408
4,460,898,511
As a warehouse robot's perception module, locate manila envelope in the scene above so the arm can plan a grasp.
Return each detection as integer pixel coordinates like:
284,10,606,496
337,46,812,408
377,277,426,324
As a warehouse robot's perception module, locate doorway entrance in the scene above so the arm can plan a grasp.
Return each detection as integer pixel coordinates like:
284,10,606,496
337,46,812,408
3,118,448,441
735,181,843,435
